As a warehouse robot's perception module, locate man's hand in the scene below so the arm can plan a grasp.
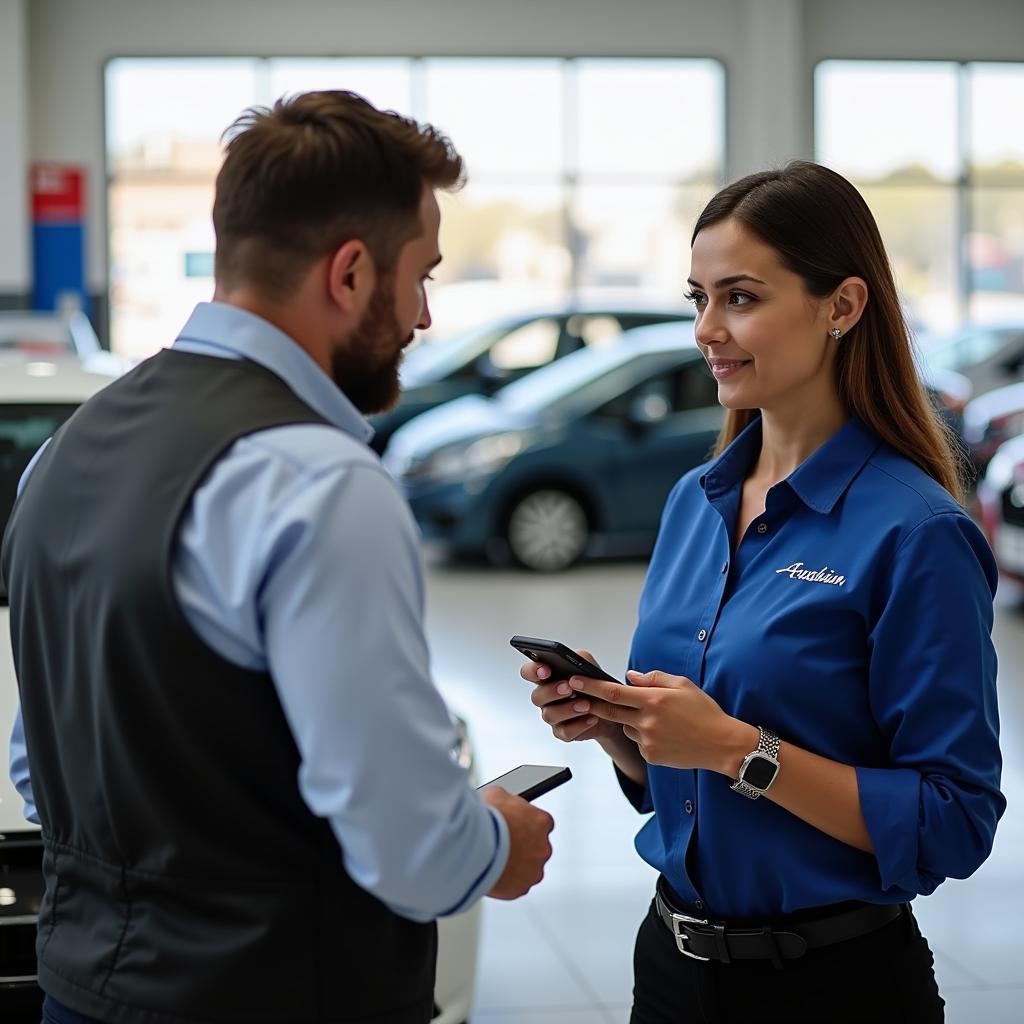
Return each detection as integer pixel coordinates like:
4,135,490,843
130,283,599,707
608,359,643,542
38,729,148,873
482,787,554,900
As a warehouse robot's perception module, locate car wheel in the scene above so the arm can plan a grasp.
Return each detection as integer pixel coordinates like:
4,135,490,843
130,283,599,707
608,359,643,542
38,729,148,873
505,489,590,572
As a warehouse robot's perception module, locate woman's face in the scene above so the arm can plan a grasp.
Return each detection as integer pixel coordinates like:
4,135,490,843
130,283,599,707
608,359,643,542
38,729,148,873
687,217,839,413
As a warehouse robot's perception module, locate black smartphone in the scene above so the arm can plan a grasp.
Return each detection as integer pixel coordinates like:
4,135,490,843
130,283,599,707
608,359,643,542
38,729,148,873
478,764,572,802
509,635,621,685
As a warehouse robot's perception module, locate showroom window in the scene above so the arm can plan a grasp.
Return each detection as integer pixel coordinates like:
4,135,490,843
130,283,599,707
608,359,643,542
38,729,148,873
105,57,724,359
815,60,1024,334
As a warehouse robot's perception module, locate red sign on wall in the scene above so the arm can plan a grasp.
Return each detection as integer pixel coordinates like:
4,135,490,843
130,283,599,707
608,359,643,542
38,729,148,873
31,164,85,223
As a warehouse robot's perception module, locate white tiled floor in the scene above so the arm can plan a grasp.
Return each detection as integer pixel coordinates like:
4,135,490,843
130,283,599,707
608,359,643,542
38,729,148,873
422,549,1024,1024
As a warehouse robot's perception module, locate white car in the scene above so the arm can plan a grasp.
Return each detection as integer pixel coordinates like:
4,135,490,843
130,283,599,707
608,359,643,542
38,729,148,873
0,352,480,1023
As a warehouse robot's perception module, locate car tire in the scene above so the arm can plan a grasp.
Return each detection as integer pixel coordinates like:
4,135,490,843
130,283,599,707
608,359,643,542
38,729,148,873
504,489,590,572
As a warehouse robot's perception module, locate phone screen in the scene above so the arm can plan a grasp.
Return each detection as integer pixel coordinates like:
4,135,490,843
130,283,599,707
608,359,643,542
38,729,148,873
478,764,572,802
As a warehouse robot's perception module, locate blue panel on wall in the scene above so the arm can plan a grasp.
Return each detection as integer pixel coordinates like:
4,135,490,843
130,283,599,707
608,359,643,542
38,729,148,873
32,222,88,316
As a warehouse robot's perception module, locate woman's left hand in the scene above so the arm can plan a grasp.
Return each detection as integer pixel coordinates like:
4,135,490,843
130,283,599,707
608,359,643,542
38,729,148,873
568,669,754,774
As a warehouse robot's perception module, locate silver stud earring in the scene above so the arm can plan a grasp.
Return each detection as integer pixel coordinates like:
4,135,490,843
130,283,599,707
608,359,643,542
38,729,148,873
830,327,842,340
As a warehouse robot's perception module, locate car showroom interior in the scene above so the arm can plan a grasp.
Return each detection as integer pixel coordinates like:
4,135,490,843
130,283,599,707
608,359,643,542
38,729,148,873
1,2,1023,1022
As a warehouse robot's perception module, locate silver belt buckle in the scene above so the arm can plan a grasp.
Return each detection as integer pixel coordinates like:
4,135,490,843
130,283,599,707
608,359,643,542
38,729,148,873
669,909,711,961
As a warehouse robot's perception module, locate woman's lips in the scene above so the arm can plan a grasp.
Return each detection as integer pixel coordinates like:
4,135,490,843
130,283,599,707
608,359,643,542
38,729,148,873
708,359,751,380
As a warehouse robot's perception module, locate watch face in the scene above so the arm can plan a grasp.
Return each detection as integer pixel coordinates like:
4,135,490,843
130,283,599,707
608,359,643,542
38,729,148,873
742,754,778,790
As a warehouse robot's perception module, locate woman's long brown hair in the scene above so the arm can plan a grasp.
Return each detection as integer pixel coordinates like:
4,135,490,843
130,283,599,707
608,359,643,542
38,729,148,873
693,161,968,504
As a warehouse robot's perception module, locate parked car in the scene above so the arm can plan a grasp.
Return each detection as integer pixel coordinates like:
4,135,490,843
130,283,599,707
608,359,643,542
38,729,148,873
383,321,722,571
369,305,694,453
961,380,1024,476
919,323,1024,397
0,310,129,379
0,353,481,1024
0,352,122,1021
976,433,1024,585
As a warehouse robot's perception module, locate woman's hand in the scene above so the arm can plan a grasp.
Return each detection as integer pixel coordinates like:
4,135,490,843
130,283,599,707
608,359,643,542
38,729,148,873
569,668,755,775
519,649,623,745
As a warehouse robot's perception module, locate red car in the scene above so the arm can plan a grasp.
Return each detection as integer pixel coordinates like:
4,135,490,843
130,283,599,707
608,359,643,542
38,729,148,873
976,432,1024,583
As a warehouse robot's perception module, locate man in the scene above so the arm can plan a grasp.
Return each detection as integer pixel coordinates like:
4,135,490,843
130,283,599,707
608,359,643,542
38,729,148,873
3,91,554,1024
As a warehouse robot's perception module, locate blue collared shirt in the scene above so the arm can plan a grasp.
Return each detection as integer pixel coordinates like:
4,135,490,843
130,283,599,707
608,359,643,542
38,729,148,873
620,415,1005,918
9,301,509,922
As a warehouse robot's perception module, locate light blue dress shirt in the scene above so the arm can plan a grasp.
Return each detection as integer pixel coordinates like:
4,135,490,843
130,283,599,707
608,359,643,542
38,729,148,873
9,301,509,923
619,414,1004,918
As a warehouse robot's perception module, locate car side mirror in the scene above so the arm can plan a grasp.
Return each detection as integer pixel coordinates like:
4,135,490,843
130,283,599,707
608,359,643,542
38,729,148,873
626,394,671,433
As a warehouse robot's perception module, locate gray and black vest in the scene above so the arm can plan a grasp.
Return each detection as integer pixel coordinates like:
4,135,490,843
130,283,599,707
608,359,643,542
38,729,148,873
1,350,436,1024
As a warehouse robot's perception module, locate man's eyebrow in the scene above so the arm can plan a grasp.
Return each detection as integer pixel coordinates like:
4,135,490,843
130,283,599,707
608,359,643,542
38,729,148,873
687,274,767,289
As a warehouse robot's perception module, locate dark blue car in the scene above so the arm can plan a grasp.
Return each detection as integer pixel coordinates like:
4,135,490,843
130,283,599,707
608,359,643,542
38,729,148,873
369,306,693,453
383,322,723,571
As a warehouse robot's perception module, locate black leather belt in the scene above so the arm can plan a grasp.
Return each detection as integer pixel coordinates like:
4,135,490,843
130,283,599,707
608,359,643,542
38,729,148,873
655,880,905,966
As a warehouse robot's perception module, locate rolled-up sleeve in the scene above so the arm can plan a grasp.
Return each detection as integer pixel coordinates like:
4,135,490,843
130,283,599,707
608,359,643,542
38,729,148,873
858,512,1005,895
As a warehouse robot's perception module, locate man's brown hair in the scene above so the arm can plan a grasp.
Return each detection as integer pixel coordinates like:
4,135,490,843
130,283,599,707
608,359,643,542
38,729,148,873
212,90,464,298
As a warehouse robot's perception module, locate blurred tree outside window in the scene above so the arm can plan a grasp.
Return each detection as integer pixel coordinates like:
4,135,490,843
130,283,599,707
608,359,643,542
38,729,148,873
815,60,1024,337
105,57,724,359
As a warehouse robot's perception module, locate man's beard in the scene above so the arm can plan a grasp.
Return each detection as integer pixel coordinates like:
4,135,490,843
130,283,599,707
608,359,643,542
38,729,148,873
330,275,411,415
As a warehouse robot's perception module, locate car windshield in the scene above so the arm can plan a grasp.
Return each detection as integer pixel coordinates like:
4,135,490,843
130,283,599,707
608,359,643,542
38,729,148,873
924,330,1012,371
0,404,79,602
494,344,667,416
401,323,505,383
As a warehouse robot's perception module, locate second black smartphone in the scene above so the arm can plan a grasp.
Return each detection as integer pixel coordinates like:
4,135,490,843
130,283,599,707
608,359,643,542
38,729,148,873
509,635,621,684
478,764,572,802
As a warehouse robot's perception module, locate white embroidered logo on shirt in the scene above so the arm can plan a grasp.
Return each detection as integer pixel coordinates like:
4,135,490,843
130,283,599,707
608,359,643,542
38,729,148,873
775,562,847,587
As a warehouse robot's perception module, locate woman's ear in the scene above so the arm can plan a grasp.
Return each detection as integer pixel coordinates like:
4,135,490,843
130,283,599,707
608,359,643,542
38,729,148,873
829,276,869,337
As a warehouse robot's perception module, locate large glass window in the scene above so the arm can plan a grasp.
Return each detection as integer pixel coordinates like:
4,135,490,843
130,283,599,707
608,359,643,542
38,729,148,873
815,60,1024,334
105,57,724,358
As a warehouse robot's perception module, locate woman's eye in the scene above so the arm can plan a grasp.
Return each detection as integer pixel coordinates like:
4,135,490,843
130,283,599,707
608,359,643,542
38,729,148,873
684,291,706,308
729,291,754,306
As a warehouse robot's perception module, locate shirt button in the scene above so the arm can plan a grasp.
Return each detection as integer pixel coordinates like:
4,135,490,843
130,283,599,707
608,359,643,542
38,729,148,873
756,522,768,535
684,800,694,814
697,629,707,642
695,899,705,911
721,561,728,574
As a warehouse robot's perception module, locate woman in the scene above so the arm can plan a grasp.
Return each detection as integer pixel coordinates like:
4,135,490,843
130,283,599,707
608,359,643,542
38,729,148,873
521,161,1004,1023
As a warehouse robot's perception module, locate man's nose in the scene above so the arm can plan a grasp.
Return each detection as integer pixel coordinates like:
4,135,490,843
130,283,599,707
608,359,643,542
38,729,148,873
417,295,432,332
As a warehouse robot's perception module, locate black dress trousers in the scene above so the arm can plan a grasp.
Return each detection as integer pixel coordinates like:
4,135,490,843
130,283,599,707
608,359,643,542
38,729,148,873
630,900,945,1024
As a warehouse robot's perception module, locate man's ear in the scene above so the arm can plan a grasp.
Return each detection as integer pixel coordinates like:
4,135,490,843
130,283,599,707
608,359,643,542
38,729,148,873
326,240,375,316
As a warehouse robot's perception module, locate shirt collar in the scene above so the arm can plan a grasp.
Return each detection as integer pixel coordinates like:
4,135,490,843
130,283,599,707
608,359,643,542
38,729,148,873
700,414,882,514
173,301,374,444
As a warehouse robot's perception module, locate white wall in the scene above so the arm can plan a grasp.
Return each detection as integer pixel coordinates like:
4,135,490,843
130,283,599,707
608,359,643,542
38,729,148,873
19,0,1024,297
0,0,29,300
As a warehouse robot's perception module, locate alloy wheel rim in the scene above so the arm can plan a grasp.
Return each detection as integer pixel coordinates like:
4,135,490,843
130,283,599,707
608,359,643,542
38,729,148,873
507,490,588,571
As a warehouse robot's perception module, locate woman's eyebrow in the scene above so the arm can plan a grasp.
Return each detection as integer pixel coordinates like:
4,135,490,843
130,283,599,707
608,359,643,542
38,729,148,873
687,274,768,289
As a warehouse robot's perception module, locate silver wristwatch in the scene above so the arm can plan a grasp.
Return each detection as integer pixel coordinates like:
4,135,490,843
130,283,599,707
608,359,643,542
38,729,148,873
730,726,781,800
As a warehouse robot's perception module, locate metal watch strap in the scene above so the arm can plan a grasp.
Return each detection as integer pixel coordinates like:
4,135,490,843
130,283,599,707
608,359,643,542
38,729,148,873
757,726,780,760
730,726,781,800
